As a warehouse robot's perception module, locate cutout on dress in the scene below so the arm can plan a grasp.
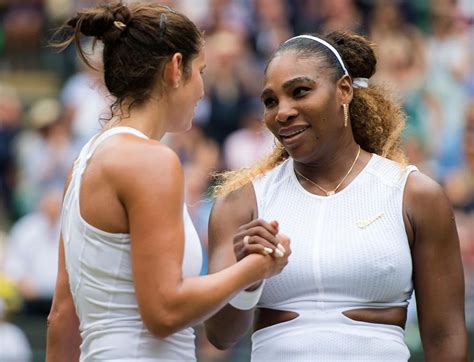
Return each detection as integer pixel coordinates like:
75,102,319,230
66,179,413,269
342,307,407,329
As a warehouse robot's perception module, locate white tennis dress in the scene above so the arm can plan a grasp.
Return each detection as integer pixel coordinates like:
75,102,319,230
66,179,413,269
61,127,203,361
251,154,417,361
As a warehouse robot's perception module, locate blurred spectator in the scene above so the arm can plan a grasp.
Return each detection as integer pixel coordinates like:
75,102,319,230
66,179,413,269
425,0,471,179
0,84,22,227
368,0,438,176
445,101,474,212
60,42,112,143
198,0,250,36
202,29,260,145
0,233,32,362
444,100,474,355
315,0,365,34
223,99,273,170
3,186,62,315
252,0,293,61
15,98,80,214
168,127,219,268
292,0,323,35
0,276,32,362
2,1,43,69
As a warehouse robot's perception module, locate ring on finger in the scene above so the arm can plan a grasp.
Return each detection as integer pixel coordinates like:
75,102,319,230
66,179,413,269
243,235,250,245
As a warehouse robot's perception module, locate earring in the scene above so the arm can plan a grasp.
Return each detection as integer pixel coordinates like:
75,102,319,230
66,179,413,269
343,104,349,127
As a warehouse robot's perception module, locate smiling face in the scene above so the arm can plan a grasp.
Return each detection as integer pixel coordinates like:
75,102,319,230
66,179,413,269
261,49,352,164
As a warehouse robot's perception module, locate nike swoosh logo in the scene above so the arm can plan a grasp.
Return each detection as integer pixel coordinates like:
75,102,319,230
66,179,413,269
357,212,384,229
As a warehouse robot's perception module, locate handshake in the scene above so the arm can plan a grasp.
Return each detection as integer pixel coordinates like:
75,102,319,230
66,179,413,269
234,219,291,282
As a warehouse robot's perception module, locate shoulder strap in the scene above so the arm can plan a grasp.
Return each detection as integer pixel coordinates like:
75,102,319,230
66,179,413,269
85,126,149,161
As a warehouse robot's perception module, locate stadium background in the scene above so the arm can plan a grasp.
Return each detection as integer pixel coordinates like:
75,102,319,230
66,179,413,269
0,0,472,360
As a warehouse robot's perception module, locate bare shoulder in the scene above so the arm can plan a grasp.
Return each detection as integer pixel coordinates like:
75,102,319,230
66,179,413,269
209,183,257,246
94,134,184,202
100,134,183,190
208,182,257,271
212,182,257,223
404,170,456,245
404,170,452,214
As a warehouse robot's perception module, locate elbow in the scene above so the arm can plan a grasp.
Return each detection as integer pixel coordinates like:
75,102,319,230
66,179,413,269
206,334,235,350
422,328,468,360
47,304,66,330
204,324,236,350
143,313,184,339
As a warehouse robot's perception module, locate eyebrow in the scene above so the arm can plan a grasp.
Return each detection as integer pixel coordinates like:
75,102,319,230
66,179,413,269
282,76,315,90
261,76,316,99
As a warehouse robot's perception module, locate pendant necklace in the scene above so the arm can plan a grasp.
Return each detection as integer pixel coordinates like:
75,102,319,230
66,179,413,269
294,145,361,196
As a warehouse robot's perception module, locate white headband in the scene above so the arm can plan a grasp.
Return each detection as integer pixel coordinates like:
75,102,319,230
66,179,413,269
285,35,369,89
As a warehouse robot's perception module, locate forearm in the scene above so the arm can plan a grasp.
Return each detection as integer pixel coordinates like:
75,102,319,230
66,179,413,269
205,305,255,349
148,255,266,337
46,311,81,361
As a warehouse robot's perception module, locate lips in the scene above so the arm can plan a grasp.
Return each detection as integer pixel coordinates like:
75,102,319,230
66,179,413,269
277,125,310,148
278,125,309,139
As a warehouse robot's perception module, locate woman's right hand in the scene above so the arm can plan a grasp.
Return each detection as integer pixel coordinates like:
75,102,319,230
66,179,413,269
233,219,291,281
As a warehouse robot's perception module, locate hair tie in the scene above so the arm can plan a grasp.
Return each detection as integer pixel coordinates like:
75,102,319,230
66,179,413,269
353,78,369,88
113,21,126,31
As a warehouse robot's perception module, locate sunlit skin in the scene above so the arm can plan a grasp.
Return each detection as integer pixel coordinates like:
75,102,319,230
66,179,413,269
261,50,366,188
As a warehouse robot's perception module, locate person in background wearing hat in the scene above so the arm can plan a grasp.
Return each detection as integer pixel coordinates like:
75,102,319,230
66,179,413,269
15,98,80,214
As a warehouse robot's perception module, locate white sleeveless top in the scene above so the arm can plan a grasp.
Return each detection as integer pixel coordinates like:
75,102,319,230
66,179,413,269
251,154,417,361
61,127,203,361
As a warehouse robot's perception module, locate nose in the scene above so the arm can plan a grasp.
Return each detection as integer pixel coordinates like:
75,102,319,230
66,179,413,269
275,100,297,123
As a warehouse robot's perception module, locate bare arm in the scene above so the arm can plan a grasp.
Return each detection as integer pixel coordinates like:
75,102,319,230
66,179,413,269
406,172,467,360
46,235,81,361
204,183,280,349
116,143,286,338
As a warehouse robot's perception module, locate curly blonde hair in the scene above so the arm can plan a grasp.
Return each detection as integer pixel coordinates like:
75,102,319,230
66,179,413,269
214,31,406,197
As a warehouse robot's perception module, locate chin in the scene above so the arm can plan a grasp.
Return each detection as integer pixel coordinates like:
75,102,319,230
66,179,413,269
182,118,193,132
286,147,315,163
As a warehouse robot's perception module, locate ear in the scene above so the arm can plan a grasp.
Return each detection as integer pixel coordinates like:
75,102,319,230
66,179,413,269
164,53,183,88
336,75,353,105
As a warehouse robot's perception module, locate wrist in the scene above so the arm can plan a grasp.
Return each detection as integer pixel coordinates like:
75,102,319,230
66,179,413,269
229,280,265,310
243,253,270,281
245,280,264,291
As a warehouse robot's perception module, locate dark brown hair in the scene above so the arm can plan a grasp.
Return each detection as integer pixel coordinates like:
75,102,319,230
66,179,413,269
53,1,203,114
214,31,406,196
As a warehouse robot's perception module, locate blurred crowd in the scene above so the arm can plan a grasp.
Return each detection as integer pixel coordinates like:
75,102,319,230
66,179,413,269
0,0,473,360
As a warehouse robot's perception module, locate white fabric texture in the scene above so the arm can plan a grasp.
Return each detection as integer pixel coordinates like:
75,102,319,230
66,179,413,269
61,126,203,361
251,154,417,361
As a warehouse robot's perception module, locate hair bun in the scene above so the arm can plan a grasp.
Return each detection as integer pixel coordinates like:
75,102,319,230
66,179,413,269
326,31,376,79
67,2,131,43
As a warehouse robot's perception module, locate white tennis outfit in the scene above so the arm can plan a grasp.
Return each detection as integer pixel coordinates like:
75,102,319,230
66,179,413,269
61,127,203,361
252,154,417,361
